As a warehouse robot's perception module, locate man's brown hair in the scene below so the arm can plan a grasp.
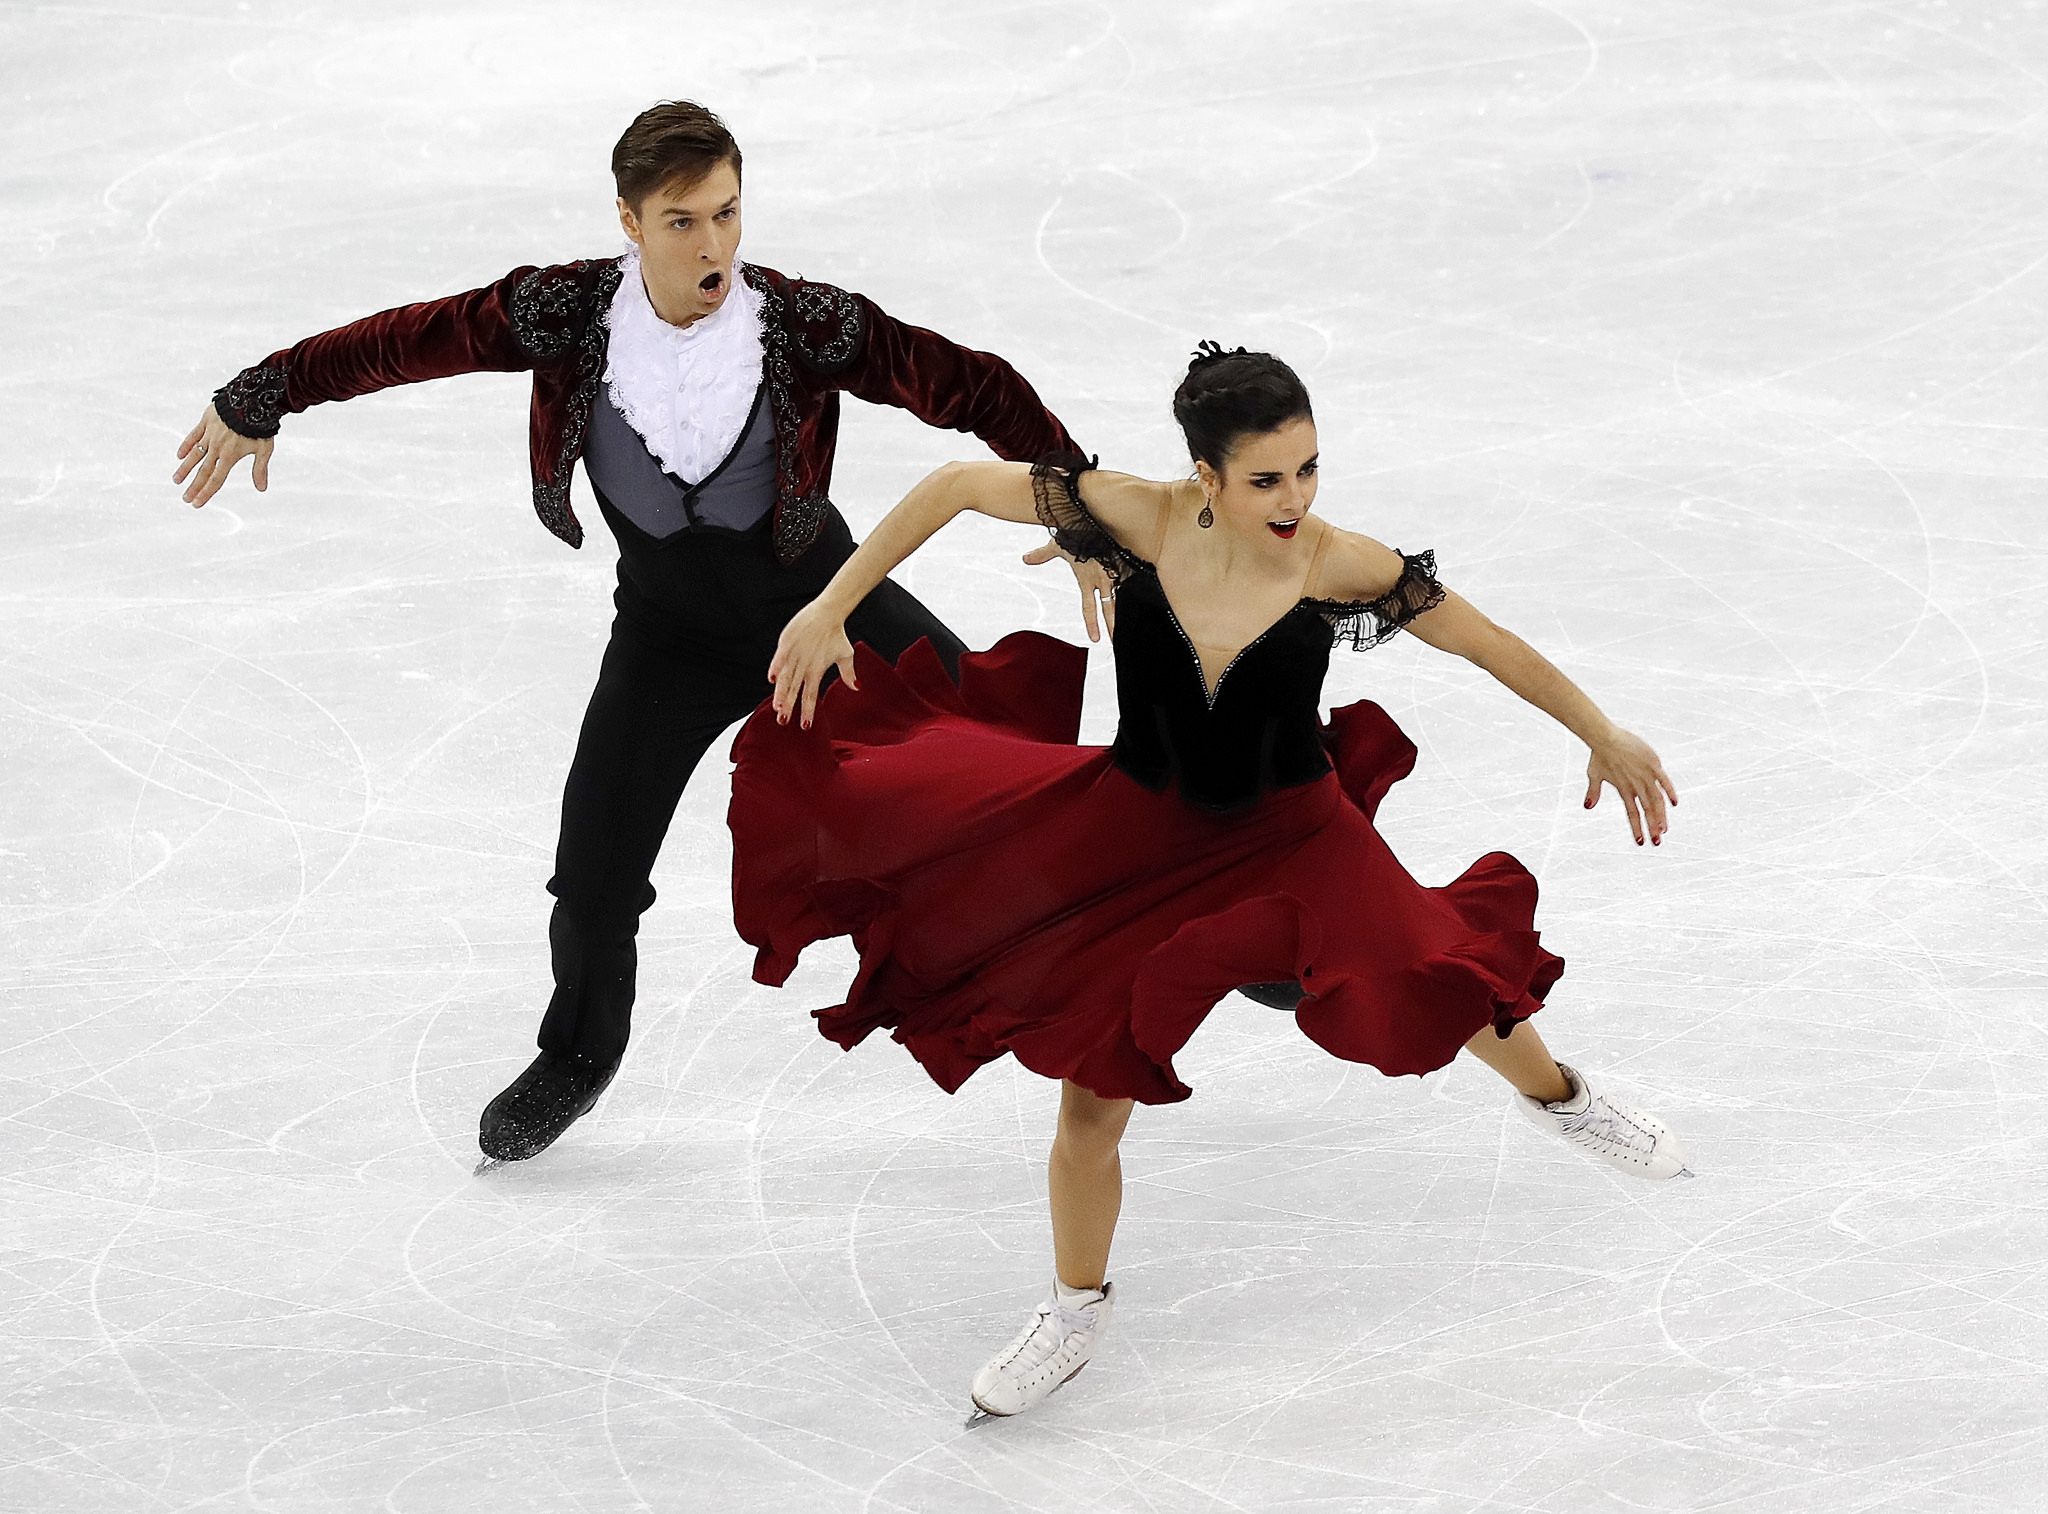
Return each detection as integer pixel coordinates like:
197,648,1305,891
612,100,742,210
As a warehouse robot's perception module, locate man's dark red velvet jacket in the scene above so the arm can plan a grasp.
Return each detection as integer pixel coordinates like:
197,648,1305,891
213,257,1082,564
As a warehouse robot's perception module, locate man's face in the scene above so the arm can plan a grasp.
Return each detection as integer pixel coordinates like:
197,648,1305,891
617,160,744,325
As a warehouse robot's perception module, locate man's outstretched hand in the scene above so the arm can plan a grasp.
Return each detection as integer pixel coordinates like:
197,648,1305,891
174,403,273,506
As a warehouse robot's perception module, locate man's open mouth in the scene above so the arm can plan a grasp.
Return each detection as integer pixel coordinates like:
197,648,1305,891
699,269,726,296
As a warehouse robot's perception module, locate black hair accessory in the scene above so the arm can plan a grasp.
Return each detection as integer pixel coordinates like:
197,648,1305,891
1188,339,1248,371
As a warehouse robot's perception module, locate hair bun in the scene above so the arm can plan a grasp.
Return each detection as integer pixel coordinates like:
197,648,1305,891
1171,345,1313,470
1188,339,1248,372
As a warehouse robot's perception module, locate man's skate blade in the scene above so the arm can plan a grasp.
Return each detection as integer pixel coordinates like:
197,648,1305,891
473,1155,511,1177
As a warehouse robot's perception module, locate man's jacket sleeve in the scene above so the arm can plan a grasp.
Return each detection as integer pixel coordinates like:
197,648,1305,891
804,286,1084,465
211,264,562,438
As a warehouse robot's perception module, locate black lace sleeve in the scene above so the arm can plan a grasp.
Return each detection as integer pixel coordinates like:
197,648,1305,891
1029,457,1143,584
1308,548,1446,650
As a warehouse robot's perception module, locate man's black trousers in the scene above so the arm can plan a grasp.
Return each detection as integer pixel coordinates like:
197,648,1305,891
538,501,965,1064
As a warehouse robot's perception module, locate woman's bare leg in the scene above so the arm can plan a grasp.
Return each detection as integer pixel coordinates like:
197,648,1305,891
1463,1019,1572,1103
1048,1080,1136,1290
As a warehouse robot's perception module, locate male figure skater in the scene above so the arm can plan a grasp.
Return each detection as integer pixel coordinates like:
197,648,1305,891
175,100,1096,1163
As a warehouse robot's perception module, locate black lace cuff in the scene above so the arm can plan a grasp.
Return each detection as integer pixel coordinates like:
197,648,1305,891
1028,456,1139,584
1310,548,1446,650
212,363,290,439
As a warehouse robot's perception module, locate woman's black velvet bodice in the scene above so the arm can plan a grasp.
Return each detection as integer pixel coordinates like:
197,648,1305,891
1031,462,1445,812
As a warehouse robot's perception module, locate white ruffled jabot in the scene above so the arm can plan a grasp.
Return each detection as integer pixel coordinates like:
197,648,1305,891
602,247,767,486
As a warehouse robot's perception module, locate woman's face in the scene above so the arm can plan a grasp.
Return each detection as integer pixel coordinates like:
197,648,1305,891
1198,416,1320,543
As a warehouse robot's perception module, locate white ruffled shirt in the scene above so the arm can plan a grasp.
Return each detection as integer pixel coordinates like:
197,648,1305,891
602,247,767,486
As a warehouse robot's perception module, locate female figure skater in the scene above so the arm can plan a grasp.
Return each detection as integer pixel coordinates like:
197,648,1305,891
729,345,1687,1419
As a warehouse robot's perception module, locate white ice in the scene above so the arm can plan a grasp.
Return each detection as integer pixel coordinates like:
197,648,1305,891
5,1,2046,1510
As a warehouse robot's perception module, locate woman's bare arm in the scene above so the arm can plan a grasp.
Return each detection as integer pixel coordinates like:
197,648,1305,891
1321,528,1679,846
767,461,1163,726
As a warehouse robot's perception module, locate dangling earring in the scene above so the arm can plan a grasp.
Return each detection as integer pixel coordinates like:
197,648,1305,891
1198,496,1215,529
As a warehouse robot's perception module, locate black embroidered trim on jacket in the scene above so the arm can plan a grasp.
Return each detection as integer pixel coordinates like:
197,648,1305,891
749,267,831,564
784,277,866,375
511,264,589,362
528,259,620,549
1308,548,1446,650
212,363,290,439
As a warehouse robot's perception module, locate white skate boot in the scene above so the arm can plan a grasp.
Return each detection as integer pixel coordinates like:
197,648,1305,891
969,1279,1114,1420
1514,1062,1692,1179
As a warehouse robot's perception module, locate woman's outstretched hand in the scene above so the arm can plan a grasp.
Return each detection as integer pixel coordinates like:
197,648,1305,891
1585,729,1678,847
174,403,273,506
1022,540,1117,642
768,601,856,729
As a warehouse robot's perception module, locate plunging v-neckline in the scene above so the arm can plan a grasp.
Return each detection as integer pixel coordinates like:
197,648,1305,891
1124,511,1332,707
1135,564,1313,709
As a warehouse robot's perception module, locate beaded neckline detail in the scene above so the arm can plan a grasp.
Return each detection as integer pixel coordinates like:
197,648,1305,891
1137,566,1311,709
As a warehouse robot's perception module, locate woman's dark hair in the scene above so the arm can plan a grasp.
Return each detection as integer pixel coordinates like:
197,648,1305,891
612,100,743,211
1171,341,1313,472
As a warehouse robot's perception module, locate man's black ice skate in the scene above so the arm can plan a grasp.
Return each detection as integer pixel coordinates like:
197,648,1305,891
477,1050,620,1165
1238,980,1305,1012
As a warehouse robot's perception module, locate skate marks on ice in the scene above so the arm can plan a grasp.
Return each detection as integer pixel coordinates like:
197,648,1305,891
8,0,2048,1510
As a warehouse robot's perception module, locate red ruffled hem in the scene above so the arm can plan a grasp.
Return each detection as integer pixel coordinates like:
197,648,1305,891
728,631,1561,1105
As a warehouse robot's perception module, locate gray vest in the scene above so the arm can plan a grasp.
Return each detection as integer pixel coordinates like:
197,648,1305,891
583,379,777,538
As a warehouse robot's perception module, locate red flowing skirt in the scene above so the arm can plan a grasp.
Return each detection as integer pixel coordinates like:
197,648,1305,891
727,632,1561,1105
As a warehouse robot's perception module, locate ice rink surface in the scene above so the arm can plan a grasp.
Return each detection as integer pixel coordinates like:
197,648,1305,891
6,0,2047,1508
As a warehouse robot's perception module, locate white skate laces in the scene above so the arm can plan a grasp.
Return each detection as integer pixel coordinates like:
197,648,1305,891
1515,1062,1692,1179
969,1279,1114,1418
